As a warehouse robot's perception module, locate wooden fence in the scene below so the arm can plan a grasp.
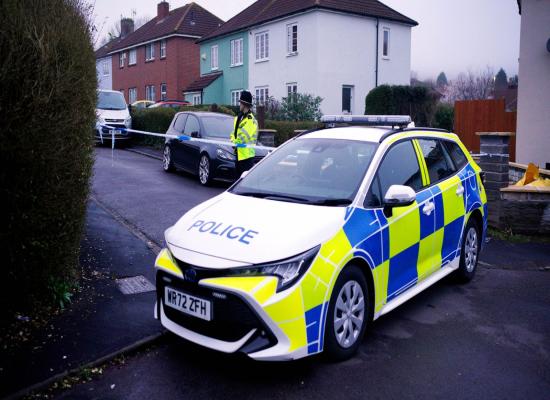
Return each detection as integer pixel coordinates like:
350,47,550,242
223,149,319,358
454,99,516,161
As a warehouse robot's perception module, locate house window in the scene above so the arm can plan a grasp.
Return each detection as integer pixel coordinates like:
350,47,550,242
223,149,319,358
119,52,125,68
230,38,243,66
255,31,269,61
145,43,155,61
255,86,269,105
128,87,137,104
192,93,202,105
145,85,156,102
102,59,109,75
382,28,390,58
287,24,298,54
231,90,243,106
286,83,298,102
160,40,166,59
160,83,167,101
211,45,218,70
129,49,136,65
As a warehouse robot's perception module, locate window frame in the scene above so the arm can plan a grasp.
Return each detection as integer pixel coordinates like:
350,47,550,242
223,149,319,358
119,52,125,68
145,85,156,102
192,93,202,105
255,86,269,105
160,83,167,101
160,40,167,59
145,43,155,61
231,90,243,106
363,138,425,209
286,23,298,55
128,87,137,104
442,139,469,171
286,83,298,102
128,48,137,65
255,31,269,62
102,59,109,75
211,45,219,70
382,27,390,59
416,138,458,186
230,38,243,67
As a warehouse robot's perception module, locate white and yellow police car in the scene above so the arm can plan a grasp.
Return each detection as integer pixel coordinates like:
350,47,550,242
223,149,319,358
154,115,487,361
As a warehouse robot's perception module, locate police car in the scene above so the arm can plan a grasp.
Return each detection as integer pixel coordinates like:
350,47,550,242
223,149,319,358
154,115,487,361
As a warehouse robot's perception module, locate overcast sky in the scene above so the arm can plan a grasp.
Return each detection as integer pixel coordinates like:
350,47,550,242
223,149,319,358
91,0,521,80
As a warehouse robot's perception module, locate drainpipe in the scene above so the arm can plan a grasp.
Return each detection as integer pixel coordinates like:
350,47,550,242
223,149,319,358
375,18,379,87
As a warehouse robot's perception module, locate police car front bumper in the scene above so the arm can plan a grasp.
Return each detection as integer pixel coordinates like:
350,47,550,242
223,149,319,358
154,249,311,361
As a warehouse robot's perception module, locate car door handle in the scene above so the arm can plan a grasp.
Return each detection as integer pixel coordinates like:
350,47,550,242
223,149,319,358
422,201,435,216
456,185,464,196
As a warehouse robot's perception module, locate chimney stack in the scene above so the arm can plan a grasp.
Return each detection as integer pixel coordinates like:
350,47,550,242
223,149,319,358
120,18,134,38
157,1,169,19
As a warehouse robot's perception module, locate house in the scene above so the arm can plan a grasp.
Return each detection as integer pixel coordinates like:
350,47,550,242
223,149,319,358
95,18,136,91
516,0,550,169
107,1,223,104
186,0,417,114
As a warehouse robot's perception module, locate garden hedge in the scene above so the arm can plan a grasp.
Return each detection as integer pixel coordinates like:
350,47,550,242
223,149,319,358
0,0,97,317
264,120,323,146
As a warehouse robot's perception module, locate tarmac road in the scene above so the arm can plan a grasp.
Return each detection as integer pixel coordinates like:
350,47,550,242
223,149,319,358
71,147,550,400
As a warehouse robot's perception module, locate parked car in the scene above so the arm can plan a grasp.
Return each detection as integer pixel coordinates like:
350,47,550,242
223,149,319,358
94,89,132,144
162,111,269,185
131,100,155,109
149,100,192,109
153,115,488,361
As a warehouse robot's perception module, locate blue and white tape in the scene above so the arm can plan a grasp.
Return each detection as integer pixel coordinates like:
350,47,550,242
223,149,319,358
99,125,276,152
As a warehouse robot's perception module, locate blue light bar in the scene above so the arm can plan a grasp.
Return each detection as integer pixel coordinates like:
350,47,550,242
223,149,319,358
321,115,412,127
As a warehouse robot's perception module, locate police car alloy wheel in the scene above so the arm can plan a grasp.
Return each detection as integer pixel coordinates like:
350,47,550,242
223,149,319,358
456,218,481,283
163,145,174,172
324,265,370,360
198,154,211,185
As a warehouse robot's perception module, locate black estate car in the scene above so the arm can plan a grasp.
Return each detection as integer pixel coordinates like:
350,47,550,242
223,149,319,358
162,112,269,185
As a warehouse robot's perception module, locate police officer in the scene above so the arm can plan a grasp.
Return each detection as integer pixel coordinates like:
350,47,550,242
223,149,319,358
231,91,258,177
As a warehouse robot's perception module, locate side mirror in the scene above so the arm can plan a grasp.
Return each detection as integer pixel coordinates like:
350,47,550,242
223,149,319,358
191,131,200,138
383,185,415,217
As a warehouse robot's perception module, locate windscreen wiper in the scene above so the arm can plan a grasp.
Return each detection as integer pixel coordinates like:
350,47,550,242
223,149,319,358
236,192,310,203
310,198,353,206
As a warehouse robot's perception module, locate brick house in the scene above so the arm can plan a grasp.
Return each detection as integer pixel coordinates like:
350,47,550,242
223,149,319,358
107,1,223,104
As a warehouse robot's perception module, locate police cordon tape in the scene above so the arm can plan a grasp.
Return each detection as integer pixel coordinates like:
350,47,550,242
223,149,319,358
99,125,277,152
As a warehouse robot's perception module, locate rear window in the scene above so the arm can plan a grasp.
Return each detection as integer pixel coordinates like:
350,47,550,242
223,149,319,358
443,140,468,170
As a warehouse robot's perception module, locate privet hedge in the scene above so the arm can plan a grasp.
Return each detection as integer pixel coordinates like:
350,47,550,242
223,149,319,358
364,85,440,127
0,0,97,317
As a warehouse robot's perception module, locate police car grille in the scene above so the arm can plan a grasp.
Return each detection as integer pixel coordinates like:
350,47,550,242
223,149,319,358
157,271,270,343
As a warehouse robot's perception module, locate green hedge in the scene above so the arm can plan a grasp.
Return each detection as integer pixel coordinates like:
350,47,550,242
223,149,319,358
433,103,454,131
265,120,323,146
365,85,440,127
0,0,97,317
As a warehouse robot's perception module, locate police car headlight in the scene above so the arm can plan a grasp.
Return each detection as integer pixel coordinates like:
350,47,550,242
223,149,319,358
216,148,236,161
229,245,320,292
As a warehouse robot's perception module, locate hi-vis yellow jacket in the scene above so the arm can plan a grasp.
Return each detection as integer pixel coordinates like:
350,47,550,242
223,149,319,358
231,112,258,161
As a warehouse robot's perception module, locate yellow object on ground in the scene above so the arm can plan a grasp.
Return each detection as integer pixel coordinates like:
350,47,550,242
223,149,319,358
514,163,550,187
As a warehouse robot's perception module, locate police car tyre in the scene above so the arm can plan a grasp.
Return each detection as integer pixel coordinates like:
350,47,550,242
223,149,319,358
456,217,481,283
163,145,175,172
324,265,370,361
198,154,212,186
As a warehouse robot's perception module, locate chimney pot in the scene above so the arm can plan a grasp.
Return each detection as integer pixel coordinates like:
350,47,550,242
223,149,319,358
157,1,169,19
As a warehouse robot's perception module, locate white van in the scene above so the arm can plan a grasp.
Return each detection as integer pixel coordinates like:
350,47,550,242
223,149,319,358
94,90,132,143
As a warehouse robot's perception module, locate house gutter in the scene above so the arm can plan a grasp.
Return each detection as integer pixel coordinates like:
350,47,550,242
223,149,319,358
375,17,379,87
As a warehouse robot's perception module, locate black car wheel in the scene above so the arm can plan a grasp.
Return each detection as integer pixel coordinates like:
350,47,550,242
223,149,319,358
198,154,212,185
455,217,481,283
163,145,175,172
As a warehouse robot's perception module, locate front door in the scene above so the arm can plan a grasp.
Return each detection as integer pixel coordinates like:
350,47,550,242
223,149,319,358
342,85,354,114
369,139,424,301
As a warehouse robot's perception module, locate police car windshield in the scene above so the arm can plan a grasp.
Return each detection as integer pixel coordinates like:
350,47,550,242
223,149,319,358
201,115,234,139
231,138,377,205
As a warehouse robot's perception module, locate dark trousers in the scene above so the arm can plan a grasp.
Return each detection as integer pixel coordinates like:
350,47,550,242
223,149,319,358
236,158,255,178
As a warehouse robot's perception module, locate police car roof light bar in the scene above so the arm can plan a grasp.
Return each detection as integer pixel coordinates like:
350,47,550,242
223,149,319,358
320,115,412,128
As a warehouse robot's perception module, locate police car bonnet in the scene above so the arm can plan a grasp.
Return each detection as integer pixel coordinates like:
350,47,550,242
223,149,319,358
164,192,346,267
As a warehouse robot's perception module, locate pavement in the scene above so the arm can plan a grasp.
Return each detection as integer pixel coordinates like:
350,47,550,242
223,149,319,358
4,147,549,399
0,201,163,399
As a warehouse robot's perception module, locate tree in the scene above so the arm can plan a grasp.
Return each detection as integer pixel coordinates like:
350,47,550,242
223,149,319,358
445,67,495,102
436,72,448,88
99,12,150,45
495,68,508,90
276,93,323,121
